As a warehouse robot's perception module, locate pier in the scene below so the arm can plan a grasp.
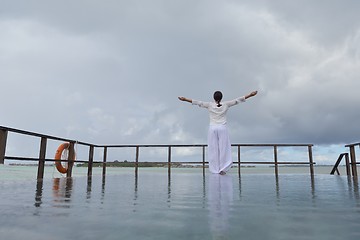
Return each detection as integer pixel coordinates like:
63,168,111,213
0,125,320,179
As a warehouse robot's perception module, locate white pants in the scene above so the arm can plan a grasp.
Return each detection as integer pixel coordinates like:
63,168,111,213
207,124,232,174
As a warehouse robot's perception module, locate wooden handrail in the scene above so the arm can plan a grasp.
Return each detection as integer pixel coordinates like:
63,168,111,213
345,144,359,177
0,126,94,146
345,143,360,147
330,153,350,175
0,125,315,179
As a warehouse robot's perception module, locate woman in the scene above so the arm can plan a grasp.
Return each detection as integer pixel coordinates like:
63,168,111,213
178,90,257,175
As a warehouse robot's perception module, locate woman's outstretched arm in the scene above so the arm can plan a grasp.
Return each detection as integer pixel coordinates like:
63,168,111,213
178,96,193,103
244,91,258,99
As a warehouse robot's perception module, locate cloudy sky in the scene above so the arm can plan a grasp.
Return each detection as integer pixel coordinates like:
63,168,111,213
1,0,360,164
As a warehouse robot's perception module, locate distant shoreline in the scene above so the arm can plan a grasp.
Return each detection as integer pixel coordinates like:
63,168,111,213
7,162,334,168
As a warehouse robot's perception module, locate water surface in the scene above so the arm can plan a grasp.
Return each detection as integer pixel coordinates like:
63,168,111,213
0,166,359,240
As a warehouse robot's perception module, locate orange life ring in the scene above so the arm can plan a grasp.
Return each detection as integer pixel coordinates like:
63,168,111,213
54,142,75,174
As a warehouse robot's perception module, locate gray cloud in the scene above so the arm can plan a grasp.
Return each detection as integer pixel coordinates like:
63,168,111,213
1,0,360,164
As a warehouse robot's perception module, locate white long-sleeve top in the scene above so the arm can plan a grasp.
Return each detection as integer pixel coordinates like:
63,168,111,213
192,96,246,125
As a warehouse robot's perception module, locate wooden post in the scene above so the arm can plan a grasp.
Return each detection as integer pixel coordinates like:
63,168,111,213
88,145,94,177
202,146,206,169
238,146,241,175
102,146,107,176
66,142,75,177
308,145,314,176
349,146,358,177
37,137,47,179
66,177,73,199
0,129,8,164
330,153,346,175
168,146,171,176
274,146,279,176
202,146,206,176
345,153,350,176
135,146,139,175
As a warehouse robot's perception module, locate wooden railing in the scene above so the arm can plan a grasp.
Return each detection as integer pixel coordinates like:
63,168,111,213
344,143,360,176
329,143,360,177
338,143,360,176
0,125,315,179
330,153,350,175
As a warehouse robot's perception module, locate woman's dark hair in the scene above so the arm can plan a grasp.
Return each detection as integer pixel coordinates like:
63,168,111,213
213,91,223,107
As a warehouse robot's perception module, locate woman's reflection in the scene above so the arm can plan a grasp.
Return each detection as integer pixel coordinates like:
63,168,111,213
208,174,233,239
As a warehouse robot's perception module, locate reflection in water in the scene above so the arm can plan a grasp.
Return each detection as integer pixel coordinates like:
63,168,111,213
167,171,171,207
349,176,360,205
202,171,206,208
86,176,92,200
310,174,316,200
27,170,360,240
275,174,280,200
354,177,360,206
101,175,106,204
237,174,242,201
34,179,43,208
353,177,360,199
133,169,138,212
52,177,73,208
273,173,316,203
208,174,233,239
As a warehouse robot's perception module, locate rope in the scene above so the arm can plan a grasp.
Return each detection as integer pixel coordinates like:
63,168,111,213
73,140,78,175
75,140,78,161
